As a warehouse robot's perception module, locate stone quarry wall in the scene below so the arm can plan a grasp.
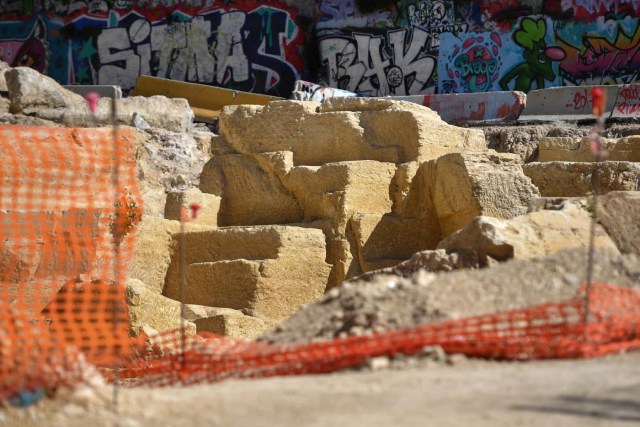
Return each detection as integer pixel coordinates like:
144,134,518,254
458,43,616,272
2,1,640,98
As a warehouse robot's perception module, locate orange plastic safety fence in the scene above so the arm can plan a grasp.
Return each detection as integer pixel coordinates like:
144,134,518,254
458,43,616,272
114,283,640,388
1,124,639,397
0,126,143,398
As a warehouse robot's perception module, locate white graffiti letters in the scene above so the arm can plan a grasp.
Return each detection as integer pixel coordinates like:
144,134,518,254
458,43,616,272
389,27,435,95
319,27,436,96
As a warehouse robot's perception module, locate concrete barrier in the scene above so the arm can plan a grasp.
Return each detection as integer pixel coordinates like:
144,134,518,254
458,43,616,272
521,84,640,120
63,85,122,99
389,91,526,123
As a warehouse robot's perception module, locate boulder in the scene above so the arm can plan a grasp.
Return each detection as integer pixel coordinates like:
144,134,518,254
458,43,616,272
126,278,196,337
164,225,331,324
438,201,619,261
539,136,640,162
5,67,84,114
597,191,640,255
184,305,267,340
524,161,640,197
219,99,486,166
406,151,541,238
165,188,221,227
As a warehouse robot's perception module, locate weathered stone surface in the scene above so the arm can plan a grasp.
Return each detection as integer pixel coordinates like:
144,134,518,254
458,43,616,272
165,188,221,227
390,161,420,216
351,213,435,270
6,67,84,114
219,99,485,166
59,96,194,133
6,68,193,132
184,306,267,340
0,113,60,126
135,128,212,217
539,136,640,162
287,161,396,228
438,202,619,261
524,162,640,197
164,225,331,324
408,151,540,238
200,154,302,226
126,278,196,337
597,191,640,255
481,124,552,162
0,60,9,92
286,161,397,285
129,217,212,294
359,249,489,281
0,97,8,113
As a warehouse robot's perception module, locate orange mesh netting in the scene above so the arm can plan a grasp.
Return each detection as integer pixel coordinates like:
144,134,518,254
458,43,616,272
114,283,640,387
1,125,639,399
0,126,142,398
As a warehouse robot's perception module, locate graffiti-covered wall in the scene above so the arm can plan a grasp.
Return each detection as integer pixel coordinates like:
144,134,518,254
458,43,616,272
2,1,640,97
0,0,304,97
316,0,640,96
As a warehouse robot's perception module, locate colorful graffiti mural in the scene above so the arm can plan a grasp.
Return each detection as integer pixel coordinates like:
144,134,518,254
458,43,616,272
0,1,304,97
439,12,640,94
317,0,396,28
317,26,437,96
560,0,640,20
3,1,640,97
557,16,640,86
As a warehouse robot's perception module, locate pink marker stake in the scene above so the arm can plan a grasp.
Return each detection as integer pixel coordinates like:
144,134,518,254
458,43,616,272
85,92,100,113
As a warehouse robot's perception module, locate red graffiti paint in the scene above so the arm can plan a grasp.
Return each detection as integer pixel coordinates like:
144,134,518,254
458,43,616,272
559,29,640,85
616,85,640,115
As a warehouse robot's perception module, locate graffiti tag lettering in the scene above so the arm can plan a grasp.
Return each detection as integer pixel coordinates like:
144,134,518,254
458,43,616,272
318,26,436,96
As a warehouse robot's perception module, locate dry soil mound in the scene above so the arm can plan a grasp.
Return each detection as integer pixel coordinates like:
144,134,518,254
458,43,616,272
260,248,640,345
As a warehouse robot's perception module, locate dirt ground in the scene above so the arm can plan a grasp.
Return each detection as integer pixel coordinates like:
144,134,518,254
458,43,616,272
3,351,639,427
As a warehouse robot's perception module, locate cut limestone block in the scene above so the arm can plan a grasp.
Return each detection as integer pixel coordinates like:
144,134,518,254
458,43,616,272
200,154,302,226
165,188,221,226
164,225,331,324
351,213,437,272
438,202,619,261
286,161,396,228
523,161,640,197
285,161,397,286
597,191,640,255
219,99,486,166
538,136,640,162
183,305,267,340
126,278,196,337
415,151,541,238
129,216,212,294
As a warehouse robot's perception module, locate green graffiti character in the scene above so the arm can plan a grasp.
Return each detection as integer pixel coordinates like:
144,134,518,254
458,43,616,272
499,18,565,92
